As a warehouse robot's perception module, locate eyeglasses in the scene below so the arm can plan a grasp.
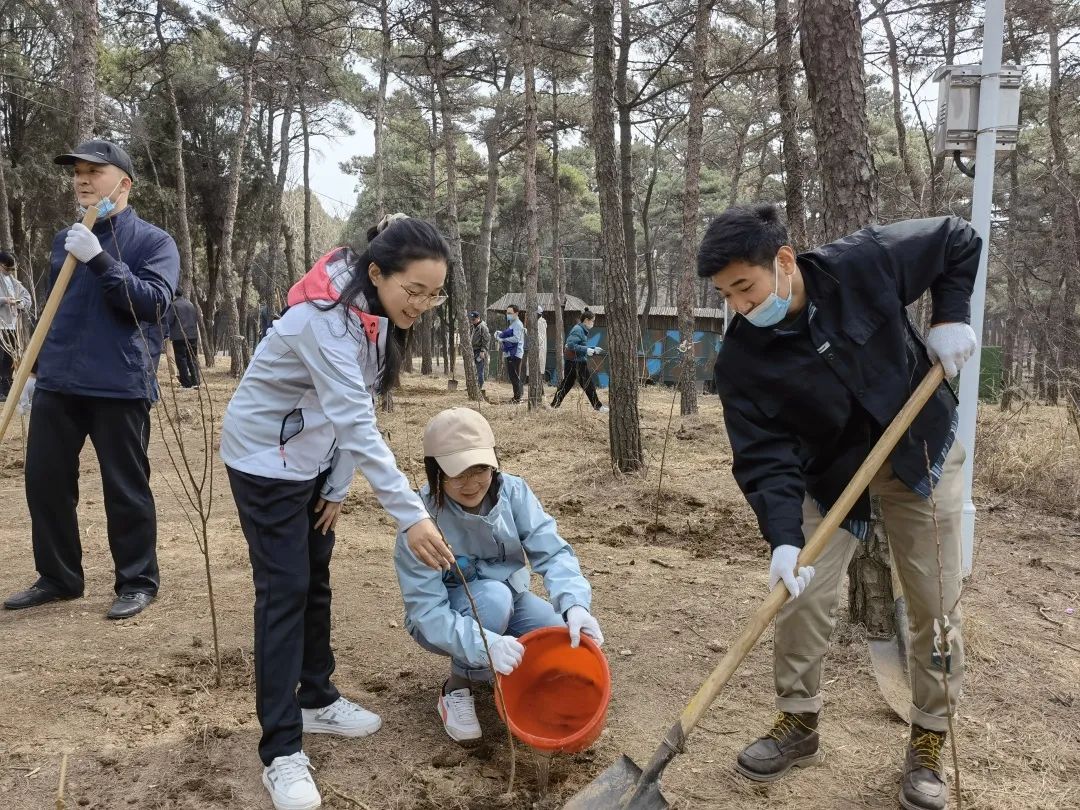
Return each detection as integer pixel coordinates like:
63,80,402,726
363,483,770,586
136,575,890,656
444,466,495,486
397,279,448,309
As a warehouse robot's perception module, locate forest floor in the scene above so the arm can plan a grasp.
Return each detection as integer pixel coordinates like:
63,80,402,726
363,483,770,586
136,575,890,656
0,366,1077,810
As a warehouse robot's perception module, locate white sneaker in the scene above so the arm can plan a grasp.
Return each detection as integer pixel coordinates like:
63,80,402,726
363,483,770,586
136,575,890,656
302,696,382,738
597,405,610,413
438,687,482,743
262,751,321,810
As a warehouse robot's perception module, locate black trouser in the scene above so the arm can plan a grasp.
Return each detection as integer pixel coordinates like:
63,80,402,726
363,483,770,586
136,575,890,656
506,356,523,401
26,389,158,597
552,360,602,409
173,338,200,388
227,467,340,766
0,330,14,397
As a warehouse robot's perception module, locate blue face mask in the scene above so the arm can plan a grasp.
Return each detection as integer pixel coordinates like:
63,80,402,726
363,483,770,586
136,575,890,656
506,313,515,323
745,257,792,328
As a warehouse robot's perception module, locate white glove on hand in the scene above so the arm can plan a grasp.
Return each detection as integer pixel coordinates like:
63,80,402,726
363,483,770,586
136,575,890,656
586,347,596,357
769,544,815,603
926,322,977,380
486,634,525,675
64,223,103,264
566,605,604,648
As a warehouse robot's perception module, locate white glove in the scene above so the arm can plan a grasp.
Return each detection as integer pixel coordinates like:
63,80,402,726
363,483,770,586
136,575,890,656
769,544,815,603
486,634,525,675
586,347,596,357
566,605,604,648
926,322,977,380
64,223,103,264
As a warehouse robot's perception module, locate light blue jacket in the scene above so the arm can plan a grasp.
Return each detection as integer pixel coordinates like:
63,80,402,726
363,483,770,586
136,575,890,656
497,317,525,358
565,322,591,360
394,473,592,669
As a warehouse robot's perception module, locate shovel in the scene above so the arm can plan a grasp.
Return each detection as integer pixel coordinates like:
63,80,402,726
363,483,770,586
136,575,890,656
563,365,946,810
867,551,913,722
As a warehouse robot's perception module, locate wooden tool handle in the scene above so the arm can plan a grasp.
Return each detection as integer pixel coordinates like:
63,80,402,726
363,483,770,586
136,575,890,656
0,205,103,444
676,364,946,736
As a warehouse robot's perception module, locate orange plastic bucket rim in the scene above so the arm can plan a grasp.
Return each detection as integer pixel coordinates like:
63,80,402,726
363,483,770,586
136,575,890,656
495,625,612,754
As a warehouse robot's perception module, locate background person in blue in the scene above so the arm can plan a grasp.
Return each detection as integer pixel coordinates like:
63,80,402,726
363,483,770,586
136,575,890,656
395,407,604,745
699,204,979,810
494,304,524,403
3,140,179,620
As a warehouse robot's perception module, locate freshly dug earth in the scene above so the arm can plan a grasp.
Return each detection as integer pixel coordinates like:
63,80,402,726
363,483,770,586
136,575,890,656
0,367,1077,810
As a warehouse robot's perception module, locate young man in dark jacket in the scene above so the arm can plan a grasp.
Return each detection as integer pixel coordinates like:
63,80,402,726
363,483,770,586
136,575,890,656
3,140,179,620
167,292,201,388
698,204,979,810
469,310,490,390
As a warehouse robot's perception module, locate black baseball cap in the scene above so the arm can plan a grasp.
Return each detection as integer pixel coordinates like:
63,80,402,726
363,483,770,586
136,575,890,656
54,140,135,180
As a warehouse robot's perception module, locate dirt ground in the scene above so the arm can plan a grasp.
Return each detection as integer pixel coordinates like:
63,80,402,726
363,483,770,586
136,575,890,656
1,366,1077,810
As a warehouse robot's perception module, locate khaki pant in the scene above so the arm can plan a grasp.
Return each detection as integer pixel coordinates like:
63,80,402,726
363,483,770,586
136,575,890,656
774,441,965,732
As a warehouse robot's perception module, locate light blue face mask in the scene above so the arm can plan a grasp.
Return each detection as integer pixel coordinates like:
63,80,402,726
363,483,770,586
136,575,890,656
745,257,792,328
506,313,515,323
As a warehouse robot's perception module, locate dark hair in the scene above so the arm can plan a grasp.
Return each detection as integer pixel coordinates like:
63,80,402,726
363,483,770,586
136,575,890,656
696,203,789,278
0,251,14,268
507,304,520,313
580,308,595,323
328,217,451,391
424,455,501,510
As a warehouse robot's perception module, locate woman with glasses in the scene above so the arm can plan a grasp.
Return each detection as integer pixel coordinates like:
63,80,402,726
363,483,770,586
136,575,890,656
220,214,456,810
394,407,604,744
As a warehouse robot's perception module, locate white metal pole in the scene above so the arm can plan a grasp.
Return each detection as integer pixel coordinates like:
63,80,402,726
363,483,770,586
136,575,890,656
957,0,1005,576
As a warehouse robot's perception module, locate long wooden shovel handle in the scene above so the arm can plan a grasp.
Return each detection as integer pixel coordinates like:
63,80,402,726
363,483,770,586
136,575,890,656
638,364,947,785
0,205,103,444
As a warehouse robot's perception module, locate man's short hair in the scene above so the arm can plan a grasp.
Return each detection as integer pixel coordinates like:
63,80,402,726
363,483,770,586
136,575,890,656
697,203,789,278
0,251,15,268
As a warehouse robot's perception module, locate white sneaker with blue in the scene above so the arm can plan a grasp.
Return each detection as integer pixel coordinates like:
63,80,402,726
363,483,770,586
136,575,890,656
302,696,382,737
262,751,321,810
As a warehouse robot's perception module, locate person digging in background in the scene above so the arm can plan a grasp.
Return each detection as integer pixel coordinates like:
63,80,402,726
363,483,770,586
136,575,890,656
220,215,457,810
4,140,179,620
551,308,607,412
699,203,979,810
0,250,32,402
469,310,490,392
166,291,201,388
495,303,525,403
394,407,603,745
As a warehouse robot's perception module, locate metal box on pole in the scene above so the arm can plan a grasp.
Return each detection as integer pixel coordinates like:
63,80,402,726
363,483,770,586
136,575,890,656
932,63,1022,157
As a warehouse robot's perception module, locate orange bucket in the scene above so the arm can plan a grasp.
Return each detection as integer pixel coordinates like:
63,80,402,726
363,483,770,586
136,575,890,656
495,626,611,754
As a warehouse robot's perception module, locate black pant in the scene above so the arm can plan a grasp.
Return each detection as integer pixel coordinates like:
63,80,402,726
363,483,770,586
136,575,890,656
0,330,14,397
506,356,523,401
26,389,158,597
552,360,602,409
173,338,200,388
227,467,340,766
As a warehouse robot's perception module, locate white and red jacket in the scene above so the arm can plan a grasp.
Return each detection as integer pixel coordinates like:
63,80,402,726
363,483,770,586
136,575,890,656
220,247,428,528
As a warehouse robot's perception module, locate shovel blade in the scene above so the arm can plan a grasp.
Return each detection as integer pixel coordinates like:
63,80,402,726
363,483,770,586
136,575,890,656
562,755,669,810
868,596,912,723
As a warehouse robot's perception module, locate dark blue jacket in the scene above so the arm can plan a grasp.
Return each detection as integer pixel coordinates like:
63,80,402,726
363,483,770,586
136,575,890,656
37,206,179,401
714,216,981,551
564,322,591,360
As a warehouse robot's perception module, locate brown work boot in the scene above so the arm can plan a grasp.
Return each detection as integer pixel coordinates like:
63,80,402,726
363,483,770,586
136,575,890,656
899,726,949,810
735,711,823,782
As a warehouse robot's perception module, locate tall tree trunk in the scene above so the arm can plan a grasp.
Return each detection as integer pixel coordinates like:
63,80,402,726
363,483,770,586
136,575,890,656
522,2,543,409
617,0,637,328
1001,153,1021,410
267,92,295,289
300,96,313,271
678,0,711,416
800,0,877,241
432,0,479,398
774,0,807,249
373,0,391,220
221,38,261,377
474,65,515,314
875,0,922,209
551,73,566,383
594,0,643,471
0,141,13,252
71,0,99,142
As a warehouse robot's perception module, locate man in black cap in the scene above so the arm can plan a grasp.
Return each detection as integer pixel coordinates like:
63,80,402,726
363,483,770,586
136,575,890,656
469,310,490,391
3,139,180,619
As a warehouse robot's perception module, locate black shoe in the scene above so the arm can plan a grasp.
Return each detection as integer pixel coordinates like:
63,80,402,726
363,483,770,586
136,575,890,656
106,591,155,620
735,712,823,782
4,585,81,610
